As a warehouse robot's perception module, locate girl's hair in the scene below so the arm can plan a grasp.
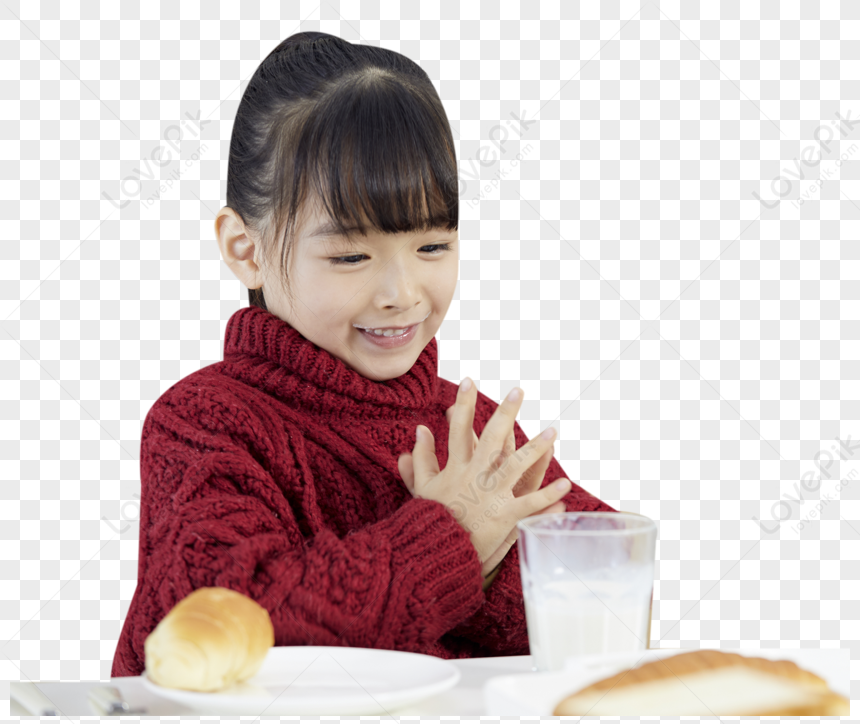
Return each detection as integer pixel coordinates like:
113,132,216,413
225,32,459,312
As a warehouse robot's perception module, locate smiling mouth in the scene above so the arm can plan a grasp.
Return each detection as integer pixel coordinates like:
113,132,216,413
353,311,431,335
359,324,417,337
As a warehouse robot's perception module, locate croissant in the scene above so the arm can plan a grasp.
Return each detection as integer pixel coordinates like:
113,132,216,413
144,586,275,692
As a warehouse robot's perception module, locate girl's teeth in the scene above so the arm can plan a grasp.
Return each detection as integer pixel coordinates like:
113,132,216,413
369,327,408,337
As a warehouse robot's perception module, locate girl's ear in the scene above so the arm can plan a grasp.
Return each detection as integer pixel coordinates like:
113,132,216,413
215,207,264,290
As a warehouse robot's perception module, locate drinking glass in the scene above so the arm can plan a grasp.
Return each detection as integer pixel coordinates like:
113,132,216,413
517,511,658,672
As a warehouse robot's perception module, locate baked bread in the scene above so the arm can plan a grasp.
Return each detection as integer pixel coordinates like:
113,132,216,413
553,650,850,716
144,587,275,692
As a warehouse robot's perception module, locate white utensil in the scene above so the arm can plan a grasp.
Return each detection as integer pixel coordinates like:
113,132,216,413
10,682,60,716
87,685,148,715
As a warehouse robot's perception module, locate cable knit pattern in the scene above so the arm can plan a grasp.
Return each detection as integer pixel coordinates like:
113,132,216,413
111,305,616,677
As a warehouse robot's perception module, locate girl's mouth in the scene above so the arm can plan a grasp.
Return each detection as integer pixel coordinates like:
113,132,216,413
357,322,420,349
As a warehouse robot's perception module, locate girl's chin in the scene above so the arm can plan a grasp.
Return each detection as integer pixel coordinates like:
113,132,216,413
348,343,424,381
362,354,420,377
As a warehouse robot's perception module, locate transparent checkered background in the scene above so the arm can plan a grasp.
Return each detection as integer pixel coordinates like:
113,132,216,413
1,0,859,708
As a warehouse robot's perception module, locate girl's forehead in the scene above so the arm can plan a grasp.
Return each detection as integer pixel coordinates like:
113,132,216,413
298,195,362,232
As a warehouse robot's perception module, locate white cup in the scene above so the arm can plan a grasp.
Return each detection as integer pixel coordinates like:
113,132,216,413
517,511,658,672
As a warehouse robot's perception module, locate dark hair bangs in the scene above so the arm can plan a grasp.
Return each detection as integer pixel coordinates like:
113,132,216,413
279,77,458,256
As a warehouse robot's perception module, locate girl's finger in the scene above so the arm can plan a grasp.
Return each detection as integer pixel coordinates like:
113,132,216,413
447,405,480,452
447,378,477,465
535,499,567,516
447,389,510,459
448,398,529,496
512,477,571,520
511,444,554,499
412,425,441,483
491,422,558,498
490,424,518,471
475,386,525,465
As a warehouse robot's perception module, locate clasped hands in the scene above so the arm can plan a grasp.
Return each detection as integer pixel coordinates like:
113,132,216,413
397,378,571,584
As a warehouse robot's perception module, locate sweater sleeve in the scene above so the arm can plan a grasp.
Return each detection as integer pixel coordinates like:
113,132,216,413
443,418,617,656
113,382,485,677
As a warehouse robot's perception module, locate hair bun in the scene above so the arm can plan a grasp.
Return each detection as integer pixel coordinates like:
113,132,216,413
270,31,339,57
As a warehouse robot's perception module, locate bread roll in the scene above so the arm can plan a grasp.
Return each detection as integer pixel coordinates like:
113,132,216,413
144,587,275,692
553,650,850,716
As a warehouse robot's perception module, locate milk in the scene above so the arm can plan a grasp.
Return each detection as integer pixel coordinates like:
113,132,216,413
523,577,653,671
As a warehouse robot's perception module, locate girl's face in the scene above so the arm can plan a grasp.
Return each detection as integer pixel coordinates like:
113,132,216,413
215,199,459,382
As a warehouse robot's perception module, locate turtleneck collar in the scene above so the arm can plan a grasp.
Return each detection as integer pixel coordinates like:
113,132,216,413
220,305,440,419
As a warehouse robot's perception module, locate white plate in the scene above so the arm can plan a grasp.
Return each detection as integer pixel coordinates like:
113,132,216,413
141,645,461,715
483,647,852,715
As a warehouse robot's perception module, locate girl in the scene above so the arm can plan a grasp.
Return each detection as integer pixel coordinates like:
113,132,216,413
111,31,615,678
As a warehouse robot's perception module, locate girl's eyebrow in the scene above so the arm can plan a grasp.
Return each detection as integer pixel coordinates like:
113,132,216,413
307,222,362,239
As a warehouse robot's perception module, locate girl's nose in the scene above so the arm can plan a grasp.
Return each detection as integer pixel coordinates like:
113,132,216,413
376,267,420,308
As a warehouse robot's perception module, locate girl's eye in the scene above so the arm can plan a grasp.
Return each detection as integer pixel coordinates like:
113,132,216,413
328,242,453,266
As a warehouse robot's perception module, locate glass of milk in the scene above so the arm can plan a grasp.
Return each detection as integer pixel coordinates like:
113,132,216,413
517,511,658,672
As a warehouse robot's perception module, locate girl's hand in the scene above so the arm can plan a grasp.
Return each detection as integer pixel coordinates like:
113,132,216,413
442,405,566,575
397,382,568,578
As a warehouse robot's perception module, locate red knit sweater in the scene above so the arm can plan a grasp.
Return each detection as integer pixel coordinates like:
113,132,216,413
111,305,616,677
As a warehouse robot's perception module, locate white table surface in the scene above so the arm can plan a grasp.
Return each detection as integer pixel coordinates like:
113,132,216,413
7,654,536,716
9,647,851,716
